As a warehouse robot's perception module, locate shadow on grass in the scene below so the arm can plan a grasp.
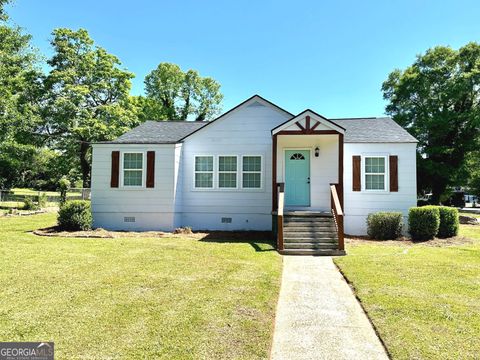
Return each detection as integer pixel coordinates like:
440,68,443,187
198,231,276,252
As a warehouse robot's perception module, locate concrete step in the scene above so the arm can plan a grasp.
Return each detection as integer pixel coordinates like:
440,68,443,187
284,237,338,243
280,249,346,256
284,242,339,250
284,216,333,221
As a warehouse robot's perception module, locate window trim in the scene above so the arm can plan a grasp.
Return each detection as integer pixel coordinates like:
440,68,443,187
120,151,146,189
241,155,263,190
218,155,239,189
194,155,215,189
362,155,389,192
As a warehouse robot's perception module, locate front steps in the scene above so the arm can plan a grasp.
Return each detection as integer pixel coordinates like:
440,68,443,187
280,212,345,256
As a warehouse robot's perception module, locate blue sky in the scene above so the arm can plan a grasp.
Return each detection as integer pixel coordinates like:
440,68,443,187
7,0,480,118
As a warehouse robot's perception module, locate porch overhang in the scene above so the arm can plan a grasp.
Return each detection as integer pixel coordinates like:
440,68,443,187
271,109,346,136
271,110,345,213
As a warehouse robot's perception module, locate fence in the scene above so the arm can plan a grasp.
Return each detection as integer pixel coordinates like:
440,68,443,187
0,188,91,204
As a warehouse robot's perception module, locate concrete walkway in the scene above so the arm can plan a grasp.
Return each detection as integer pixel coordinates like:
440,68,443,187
271,256,389,360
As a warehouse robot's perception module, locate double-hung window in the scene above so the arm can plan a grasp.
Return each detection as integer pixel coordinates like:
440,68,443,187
195,156,214,188
242,156,262,189
123,152,144,187
365,156,386,190
218,156,237,188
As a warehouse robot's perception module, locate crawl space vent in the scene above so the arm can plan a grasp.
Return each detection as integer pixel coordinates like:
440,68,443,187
124,216,136,223
221,217,232,224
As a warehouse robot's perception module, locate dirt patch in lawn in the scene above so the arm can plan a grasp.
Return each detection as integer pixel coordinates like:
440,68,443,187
33,227,273,243
346,232,477,247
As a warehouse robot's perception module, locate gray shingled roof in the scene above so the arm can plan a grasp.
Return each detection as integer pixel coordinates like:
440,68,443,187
104,121,208,144
102,116,416,145
331,117,417,143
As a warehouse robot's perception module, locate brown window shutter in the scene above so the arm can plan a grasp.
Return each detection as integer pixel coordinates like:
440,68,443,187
146,151,155,188
352,156,361,191
390,155,398,192
111,151,120,188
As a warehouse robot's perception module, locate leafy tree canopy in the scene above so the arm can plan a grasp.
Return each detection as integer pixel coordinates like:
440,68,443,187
0,0,44,188
144,62,223,121
382,43,480,203
42,28,139,187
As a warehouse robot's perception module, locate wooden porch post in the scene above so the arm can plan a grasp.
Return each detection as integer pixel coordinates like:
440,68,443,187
338,133,344,209
272,134,277,212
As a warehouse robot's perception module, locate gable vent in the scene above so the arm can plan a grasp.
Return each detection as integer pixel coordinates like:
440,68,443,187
221,217,232,223
247,101,264,107
124,216,136,223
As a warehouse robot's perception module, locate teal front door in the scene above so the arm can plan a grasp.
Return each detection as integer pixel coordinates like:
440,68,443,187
285,150,310,206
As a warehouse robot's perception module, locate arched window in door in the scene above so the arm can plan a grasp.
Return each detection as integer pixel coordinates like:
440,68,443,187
290,153,305,160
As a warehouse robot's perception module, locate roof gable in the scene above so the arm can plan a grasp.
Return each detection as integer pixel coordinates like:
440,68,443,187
179,94,293,141
272,109,346,135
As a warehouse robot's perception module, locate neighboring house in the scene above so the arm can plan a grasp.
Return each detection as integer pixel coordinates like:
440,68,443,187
91,95,417,254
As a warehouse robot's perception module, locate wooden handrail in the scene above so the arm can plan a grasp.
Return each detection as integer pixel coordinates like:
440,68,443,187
330,184,343,216
277,183,285,251
330,184,345,251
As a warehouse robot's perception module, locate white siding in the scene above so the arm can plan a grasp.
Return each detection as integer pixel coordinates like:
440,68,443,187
90,99,417,235
276,134,339,211
179,100,291,230
343,143,417,235
91,143,177,231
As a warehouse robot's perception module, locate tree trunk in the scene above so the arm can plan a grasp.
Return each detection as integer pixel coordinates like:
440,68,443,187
431,180,447,205
80,141,90,188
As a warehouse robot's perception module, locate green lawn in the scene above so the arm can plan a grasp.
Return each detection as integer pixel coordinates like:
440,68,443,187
335,225,480,360
460,211,480,219
0,214,282,359
10,188,80,197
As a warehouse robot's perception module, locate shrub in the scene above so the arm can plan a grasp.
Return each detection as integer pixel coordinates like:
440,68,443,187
58,176,71,206
417,199,430,207
367,212,403,240
38,193,47,209
23,197,39,210
57,200,92,231
408,206,440,241
437,206,459,238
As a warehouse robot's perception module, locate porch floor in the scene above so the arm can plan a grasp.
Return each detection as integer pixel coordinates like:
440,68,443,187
272,210,332,217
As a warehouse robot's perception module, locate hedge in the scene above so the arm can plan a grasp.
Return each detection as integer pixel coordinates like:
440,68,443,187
57,200,92,231
367,212,403,240
437,206,459,238
408,206,440,241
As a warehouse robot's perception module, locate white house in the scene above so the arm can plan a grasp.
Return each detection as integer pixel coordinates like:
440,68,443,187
91,95,417,255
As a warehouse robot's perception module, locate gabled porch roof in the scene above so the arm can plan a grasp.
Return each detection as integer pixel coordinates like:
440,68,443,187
271,109,346,135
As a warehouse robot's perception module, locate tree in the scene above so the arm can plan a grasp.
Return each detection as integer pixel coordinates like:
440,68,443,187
0,0,45,188
42,28,139,187
382,43,480,203
466,151,480,198
144,63,223,121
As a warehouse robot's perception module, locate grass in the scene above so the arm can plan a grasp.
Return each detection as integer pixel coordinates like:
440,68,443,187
335,224,480,360
0,201,24,209
0,214,282,359
10,188,80,197
460,211,480,219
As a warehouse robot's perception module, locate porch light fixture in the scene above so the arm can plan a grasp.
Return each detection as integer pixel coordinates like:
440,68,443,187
314,147,320,157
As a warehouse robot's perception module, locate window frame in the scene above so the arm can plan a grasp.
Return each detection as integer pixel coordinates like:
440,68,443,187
362,155,389,192
217,155,239,189
241,155,263,190
193,155,215,189
120,151,146,189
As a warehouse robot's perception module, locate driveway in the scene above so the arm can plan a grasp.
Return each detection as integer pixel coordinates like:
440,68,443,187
271,256,389,360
